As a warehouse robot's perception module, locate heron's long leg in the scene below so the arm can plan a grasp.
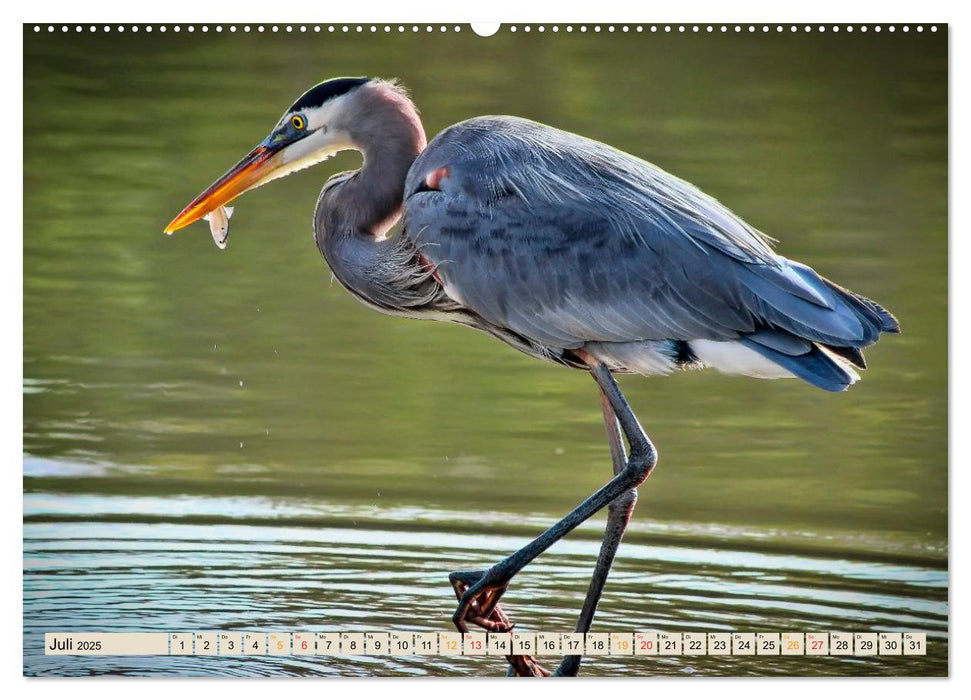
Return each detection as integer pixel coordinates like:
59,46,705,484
450,359,657,638
553,386,638,677
502,388,634,677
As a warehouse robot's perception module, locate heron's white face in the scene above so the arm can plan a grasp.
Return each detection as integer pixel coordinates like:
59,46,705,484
164,93,359,234
249,98,357,189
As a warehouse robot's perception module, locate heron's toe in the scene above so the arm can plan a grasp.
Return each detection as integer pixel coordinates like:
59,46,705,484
449,568,513,633
448,569,488,598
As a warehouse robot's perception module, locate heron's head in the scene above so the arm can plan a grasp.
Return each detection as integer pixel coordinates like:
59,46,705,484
165,76,395,234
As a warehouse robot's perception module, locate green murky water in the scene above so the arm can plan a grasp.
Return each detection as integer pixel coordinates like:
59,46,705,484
23,25,947,676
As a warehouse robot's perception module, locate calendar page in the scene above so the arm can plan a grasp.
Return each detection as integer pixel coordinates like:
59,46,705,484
22,18,947,679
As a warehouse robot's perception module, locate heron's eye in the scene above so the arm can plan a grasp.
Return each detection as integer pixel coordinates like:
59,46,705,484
290,114,306,130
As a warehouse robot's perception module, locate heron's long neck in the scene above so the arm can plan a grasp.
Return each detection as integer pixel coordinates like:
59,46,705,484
314,87,434,312
350,139,422,238
319,87,427,240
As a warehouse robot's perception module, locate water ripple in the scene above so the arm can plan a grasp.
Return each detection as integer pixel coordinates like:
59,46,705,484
23,492,946,676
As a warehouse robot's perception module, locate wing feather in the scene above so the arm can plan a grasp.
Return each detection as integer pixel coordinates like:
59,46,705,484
404,116,895,354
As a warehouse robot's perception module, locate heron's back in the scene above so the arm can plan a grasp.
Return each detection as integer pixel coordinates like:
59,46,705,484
403,116,899,391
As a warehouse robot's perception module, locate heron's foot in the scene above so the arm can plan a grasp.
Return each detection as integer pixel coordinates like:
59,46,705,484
449,570,551,677
508,654,552,677
449,569,511,633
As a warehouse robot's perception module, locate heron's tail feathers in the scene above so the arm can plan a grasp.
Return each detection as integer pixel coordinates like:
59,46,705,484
741,257,900,350
730,256,900,390
737,279,900,391
739,336,860,392
821,278,901,337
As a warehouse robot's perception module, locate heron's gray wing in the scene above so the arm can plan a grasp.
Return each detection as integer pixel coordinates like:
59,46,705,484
403,116,897,352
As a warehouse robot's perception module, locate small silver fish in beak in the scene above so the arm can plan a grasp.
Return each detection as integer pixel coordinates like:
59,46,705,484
203,205,234,250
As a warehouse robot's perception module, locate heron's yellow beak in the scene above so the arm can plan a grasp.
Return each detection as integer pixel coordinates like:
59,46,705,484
163,143,284,234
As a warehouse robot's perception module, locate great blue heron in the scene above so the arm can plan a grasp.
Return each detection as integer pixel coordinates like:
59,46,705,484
165,77,899,676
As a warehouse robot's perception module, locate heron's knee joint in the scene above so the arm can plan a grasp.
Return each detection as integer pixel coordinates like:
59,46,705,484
625,445,657,486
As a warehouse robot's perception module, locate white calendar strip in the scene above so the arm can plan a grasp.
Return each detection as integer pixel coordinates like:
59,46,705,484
45,631,927,657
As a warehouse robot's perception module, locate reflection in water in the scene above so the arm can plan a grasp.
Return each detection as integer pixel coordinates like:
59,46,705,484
23,27,946,676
